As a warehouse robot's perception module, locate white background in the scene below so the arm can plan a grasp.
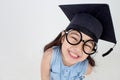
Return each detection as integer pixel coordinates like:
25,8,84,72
0,0,120,80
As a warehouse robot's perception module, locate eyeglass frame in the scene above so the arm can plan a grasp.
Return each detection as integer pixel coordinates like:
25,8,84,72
64,29,97,55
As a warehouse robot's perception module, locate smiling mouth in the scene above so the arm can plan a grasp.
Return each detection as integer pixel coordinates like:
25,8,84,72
68,50,80,59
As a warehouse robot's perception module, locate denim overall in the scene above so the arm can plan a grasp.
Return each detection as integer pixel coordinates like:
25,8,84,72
50,46,88,80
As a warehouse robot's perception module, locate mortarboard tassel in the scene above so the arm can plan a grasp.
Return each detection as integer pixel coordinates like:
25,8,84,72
102,44,116,57
102,48,113,57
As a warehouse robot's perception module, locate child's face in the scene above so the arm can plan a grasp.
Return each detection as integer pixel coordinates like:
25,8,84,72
61,30,94,66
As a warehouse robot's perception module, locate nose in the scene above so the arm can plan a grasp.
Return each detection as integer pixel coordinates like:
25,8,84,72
73,41,84,53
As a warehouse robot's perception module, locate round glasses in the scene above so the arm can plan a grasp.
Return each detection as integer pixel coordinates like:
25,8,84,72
65,30,97,55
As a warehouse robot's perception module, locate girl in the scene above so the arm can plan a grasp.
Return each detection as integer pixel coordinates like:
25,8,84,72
41,4,117,80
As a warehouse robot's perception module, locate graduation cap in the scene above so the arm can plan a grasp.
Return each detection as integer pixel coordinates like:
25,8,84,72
59,4,117,57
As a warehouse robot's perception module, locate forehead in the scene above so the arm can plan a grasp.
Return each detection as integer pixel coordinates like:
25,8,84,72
70,30,93,40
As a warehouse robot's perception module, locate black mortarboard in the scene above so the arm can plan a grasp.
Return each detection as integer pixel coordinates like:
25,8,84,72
59,4,117,57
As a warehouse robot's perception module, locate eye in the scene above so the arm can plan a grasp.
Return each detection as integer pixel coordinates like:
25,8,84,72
70,35,80,42
84,44,92,49
67,34,80,44
71,36,78,41
66,30,81,45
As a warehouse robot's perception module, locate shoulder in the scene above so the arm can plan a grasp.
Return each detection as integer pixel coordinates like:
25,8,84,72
44,48,52,56
42,48,53,62
41,48,53,73
85,63,92,75
41,48,53,80
41,47,53,68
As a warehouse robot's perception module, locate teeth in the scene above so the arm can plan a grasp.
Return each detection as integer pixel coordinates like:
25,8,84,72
70,51,78,58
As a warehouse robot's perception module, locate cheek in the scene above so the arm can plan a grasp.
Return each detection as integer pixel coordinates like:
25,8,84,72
61,39,71,54
80,54,89,61
61,40,69,52
62,37,70,48
76,53,89,62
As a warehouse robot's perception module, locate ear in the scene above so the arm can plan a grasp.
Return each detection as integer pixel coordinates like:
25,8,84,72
61,31,65,44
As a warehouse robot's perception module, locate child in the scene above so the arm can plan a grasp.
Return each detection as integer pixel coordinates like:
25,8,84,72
41,4,117,80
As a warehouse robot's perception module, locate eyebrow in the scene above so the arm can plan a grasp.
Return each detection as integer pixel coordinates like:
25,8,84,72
70,31,80,37
87,41,94,47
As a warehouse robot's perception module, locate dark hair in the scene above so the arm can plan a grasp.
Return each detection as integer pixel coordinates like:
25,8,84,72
44,31,95,67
